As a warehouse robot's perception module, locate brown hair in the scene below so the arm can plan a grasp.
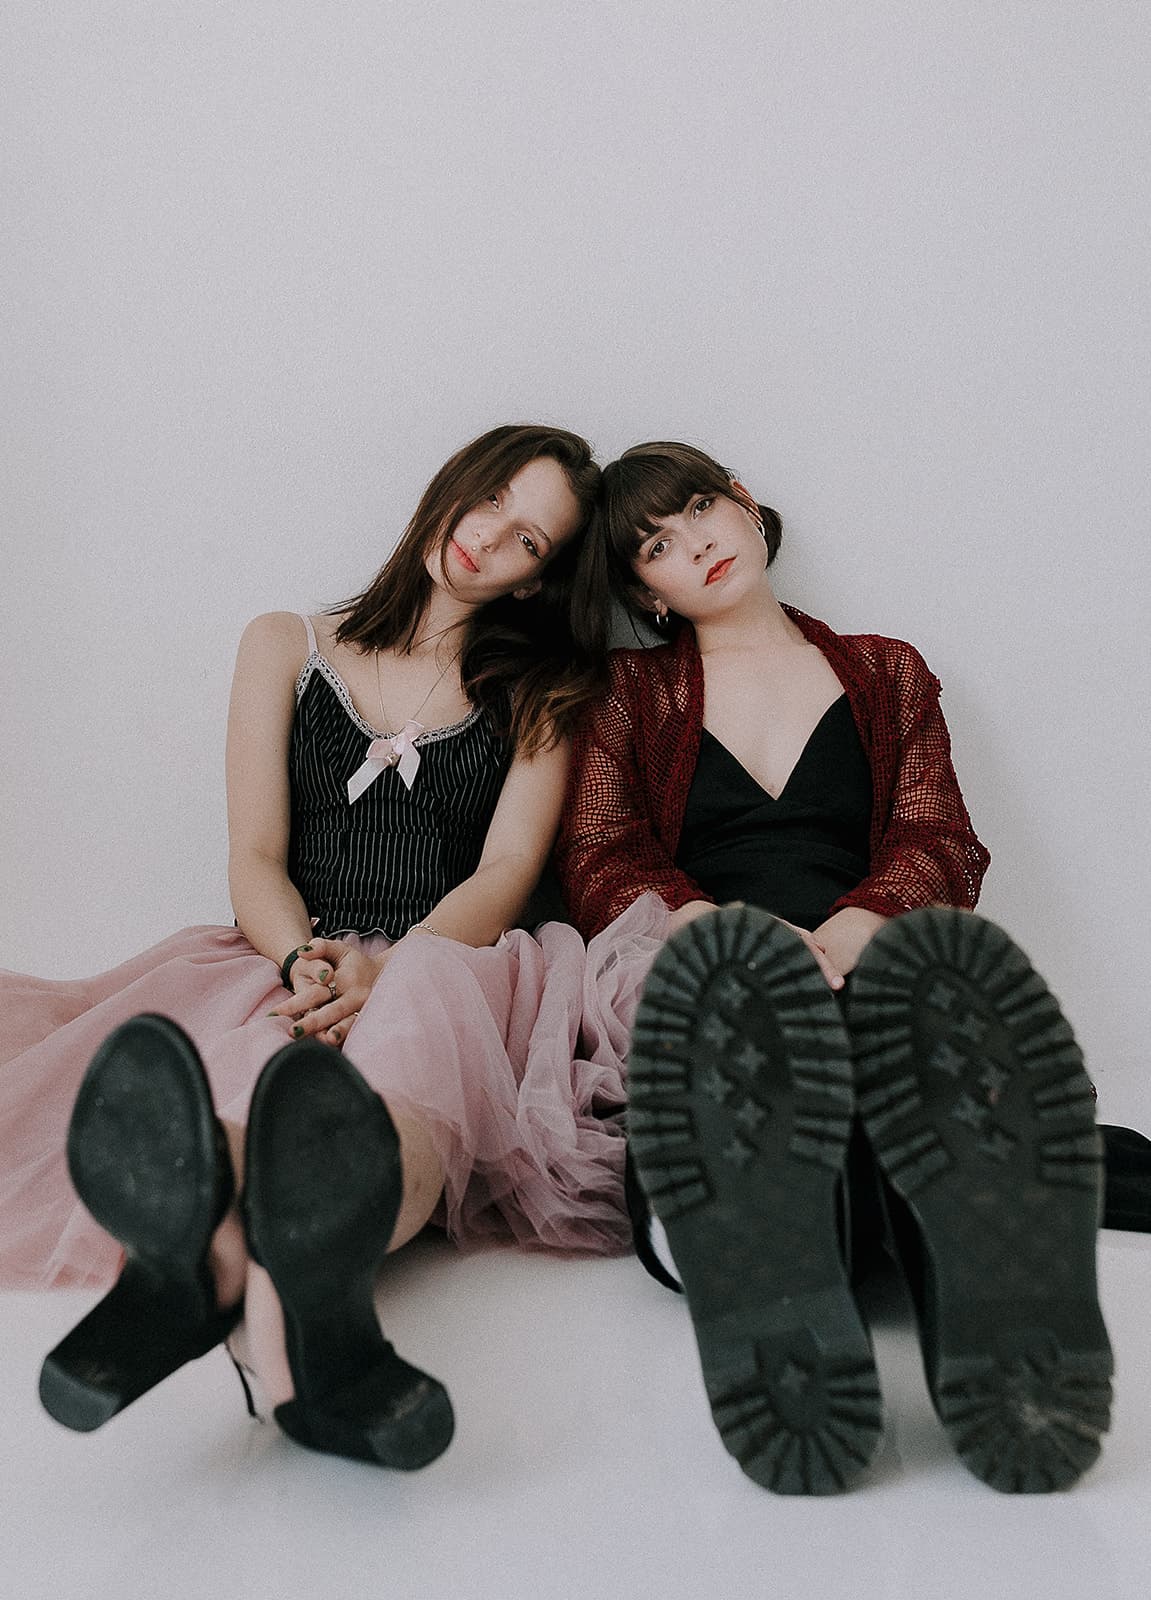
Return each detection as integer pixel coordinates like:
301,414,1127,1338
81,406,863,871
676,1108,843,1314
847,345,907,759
579,440,783,634
332,425,604,754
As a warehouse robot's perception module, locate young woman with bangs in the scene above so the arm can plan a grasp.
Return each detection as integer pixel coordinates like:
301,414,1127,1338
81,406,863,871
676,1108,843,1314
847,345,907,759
2,423,633,1470
554,440,1141,1497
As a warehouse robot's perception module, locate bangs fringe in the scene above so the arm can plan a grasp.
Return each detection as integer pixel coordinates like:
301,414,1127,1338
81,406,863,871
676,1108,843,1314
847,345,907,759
602,446,734,557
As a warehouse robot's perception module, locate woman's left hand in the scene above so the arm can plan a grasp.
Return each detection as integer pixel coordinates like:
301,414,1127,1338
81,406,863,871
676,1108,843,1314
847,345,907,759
809,907,888,979
269,939,393,1047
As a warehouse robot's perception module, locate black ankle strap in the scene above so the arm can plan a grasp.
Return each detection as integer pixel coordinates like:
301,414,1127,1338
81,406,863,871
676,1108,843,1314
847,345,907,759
624,1145,682,1293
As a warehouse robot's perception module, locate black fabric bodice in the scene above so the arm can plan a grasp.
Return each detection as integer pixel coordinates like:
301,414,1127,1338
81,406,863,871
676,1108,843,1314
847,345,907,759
674,694,872,931
287,657,509,939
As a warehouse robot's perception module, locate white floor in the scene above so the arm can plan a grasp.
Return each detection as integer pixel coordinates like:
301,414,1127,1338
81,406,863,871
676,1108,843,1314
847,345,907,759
3,1231,1149,1600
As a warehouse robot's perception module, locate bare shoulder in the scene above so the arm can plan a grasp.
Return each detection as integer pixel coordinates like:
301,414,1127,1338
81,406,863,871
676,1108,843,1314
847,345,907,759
236,610,311,668
308,609,349,649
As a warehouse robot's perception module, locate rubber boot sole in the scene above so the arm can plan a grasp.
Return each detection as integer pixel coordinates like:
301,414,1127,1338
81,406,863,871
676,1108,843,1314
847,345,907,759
628,907,882,1495
848,907,1112,1492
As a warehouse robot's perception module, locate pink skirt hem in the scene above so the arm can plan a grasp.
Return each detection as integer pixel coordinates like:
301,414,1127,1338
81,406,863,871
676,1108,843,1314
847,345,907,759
0,896,669,1290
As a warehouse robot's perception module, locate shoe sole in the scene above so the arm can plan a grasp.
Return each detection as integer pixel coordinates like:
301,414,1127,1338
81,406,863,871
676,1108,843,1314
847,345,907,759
628,907,882,1495
40,1014,237,1431
848,907,1113,1492
244,1042,454,1470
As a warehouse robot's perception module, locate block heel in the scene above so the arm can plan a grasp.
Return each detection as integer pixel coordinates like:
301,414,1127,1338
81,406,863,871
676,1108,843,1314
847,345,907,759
243,1041,454,1470
39,1014,240,1431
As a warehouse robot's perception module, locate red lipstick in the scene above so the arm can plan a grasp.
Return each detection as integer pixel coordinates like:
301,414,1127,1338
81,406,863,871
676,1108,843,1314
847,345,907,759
451,540,480,573
705,556,735,585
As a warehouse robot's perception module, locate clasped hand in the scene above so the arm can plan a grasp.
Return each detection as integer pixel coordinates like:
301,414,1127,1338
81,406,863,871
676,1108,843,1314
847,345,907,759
665,900,887,990
267,938,391,1047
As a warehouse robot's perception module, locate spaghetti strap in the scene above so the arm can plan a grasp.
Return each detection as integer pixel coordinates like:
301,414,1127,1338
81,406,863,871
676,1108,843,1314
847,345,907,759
299,614,319,658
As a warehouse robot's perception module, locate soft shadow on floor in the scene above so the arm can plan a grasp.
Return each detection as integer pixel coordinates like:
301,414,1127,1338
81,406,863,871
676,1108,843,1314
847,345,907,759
3,1233,1149,1600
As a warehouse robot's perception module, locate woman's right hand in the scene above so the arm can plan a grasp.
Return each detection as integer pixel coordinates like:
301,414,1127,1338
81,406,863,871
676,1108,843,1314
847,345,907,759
267,939,353,1020
771,916,846,991
269,938,392,1047
665,900,845,990
665,899,720,935
289,948,345,1005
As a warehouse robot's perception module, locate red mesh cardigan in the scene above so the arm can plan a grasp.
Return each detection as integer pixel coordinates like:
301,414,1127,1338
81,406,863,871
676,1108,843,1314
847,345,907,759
554,607,991,940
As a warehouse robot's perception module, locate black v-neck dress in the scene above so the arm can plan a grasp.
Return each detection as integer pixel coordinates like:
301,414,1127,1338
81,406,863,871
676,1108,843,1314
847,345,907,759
666,692,1151,1249
674,695,872,930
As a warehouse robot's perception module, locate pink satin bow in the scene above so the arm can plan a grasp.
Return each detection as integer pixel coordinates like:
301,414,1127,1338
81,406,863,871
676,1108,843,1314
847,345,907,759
346,720,424,803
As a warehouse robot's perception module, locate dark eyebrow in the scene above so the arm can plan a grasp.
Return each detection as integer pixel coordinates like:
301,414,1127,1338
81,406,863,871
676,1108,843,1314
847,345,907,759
635,493,702,549
636,518,669,549
500,481,553,547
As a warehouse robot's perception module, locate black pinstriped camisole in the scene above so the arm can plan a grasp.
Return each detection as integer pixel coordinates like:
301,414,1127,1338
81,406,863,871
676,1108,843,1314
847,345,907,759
286,617,510,939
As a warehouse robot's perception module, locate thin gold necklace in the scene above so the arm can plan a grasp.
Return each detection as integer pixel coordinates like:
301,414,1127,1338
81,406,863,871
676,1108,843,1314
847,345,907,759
374,644,462,735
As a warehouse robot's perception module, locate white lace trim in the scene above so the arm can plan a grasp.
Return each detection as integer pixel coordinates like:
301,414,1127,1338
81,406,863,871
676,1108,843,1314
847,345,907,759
294,654,482,744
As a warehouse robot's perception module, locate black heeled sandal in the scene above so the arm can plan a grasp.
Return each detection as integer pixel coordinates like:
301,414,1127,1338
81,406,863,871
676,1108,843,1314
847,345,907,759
243,1040,454,1470
39,1014,242,1432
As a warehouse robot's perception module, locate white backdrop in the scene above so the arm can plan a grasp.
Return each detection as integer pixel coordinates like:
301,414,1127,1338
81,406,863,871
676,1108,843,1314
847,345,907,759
3,1,1148,1125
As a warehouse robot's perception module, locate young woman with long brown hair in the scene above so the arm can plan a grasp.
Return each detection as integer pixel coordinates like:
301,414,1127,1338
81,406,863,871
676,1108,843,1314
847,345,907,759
2,423,627,1469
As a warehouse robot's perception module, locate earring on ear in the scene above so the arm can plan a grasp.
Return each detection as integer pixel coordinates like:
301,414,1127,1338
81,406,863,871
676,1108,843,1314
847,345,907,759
654,605,670,631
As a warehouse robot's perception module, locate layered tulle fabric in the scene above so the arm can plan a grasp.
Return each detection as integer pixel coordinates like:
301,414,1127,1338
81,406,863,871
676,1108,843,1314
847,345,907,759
0,895,669,1291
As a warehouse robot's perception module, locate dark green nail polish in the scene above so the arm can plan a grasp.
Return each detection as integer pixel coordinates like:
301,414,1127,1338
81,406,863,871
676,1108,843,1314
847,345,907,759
292,1024,304,1039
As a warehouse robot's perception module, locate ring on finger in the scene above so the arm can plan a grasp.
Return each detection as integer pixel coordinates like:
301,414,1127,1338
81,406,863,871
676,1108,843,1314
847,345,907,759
327,982,338,1000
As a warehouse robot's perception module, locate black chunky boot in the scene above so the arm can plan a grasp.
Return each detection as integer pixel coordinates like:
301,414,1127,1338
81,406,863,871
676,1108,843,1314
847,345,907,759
627,906,883,1494
847,906,1112,1492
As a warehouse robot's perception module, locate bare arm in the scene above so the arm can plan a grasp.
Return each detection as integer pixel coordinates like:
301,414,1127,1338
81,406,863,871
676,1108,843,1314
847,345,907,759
413,734,573,943
225,612,334,987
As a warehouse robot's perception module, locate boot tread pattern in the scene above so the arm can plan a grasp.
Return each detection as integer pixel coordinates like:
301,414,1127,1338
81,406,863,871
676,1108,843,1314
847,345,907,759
848,907,1112,1493
849,911,1101,1196
709,1352,883,1495
936,1346,1113,1492
628,907,881,1494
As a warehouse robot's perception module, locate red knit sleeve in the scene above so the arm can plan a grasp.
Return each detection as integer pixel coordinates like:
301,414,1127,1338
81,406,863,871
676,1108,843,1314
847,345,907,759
554,652,713,940
833,641,990,917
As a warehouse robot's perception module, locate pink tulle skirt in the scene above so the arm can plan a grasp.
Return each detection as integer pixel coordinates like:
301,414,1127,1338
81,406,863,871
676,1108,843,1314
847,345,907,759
0,896,669,1290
